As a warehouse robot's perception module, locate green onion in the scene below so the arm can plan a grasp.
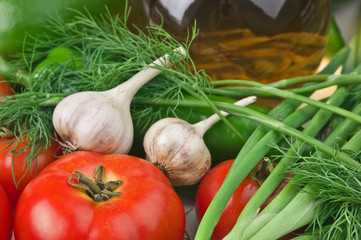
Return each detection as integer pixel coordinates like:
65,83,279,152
195,36,351,240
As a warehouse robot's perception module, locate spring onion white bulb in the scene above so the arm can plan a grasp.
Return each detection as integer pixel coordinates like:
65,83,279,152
143,96,257,186
53,47,186,154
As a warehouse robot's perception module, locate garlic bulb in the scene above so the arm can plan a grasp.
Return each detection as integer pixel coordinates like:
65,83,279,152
53,47,186,154
143,96,257,186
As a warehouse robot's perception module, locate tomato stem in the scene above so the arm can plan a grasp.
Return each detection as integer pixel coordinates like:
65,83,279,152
68,165,122,202
249,157,274,185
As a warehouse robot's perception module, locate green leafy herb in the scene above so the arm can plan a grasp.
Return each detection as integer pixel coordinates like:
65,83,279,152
0,7,214,165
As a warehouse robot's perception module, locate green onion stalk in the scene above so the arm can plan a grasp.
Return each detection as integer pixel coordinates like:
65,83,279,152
222,63,361,239
240,99,361,240
194,83,361,240
226,21,361,240
203,77,361,123
210,72,361,97
194,39,350,239
195,20,361,240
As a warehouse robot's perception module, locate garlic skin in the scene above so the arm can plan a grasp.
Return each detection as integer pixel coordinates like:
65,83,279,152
52,90,133,154
143,118,211,186
52,47,186,155
143,96,257,186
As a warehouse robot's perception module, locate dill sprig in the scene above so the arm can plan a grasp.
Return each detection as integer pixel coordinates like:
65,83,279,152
288,149,361,240
0,6,214,169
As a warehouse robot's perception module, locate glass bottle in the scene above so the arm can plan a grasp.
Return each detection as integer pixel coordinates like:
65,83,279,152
146,0,331,83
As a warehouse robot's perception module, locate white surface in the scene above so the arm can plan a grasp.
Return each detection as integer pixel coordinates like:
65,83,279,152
182,195,199,239
333,0,361,42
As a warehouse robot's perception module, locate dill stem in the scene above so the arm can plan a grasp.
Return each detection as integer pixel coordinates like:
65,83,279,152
38,96,66,107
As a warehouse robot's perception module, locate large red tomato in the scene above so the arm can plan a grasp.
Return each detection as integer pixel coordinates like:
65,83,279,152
195,159,289,240
0,185,12,240
14,151,186,240
0,137,60,206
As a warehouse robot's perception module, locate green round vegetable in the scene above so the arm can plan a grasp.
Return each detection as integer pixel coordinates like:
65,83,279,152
33,47,84,73
0,0,126,59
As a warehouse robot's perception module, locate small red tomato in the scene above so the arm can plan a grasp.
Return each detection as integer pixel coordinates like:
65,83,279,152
0,77,13,97
14,151,186,240
195,159,289,240
0,137,59,206
0,185,12,240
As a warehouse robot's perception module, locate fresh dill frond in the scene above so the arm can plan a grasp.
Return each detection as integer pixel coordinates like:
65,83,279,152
288,148,361,240
0,5,214,169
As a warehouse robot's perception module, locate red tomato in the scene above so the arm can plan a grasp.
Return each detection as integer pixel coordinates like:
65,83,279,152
0,185,12,240
0,137,60,206
195,159,289,240
0,77,13,97
14,151,186,240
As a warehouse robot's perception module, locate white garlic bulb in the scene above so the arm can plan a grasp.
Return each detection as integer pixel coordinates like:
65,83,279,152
143,96,257,186
53,47,186,154
52,90,134,154
144,117,211,186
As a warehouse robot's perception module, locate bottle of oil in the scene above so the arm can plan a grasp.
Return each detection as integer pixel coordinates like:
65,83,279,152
147,0,331,83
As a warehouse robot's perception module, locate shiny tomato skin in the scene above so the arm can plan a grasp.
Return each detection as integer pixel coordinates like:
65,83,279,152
195,159,287,240
195,160,259,240
0,138,59,206
14,151,186,240
0,77,13,96
0,185,12,240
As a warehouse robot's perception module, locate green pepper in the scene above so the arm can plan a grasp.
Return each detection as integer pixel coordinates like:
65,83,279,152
1,46,83,91
33,47,84,79
0,0,148,59
181,95,269,164
34,48,83,72
130,95,269,165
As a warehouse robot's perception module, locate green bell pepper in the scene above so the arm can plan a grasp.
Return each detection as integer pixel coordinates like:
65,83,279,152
34,48,83,72
181,95,269,164
33,47,84,80
0,0,127,59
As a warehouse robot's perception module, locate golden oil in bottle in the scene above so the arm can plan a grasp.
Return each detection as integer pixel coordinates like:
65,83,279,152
147,0,331,83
